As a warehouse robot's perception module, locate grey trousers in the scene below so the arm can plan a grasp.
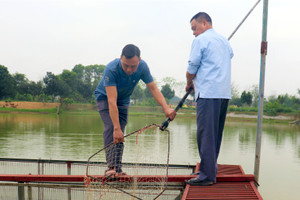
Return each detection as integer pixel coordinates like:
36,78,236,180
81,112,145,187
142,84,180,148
96,100,129,172
196,98,229,182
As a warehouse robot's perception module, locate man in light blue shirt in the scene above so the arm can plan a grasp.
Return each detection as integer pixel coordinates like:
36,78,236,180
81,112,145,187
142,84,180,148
185,12,233,186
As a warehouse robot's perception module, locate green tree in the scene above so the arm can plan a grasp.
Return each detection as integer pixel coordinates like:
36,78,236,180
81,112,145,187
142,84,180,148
72,64,105,86
0,65,15,99
60,70,78,91
12,73,44,100
276,94,300,110
162,77,185,97
28,81,44,98
12,73,29,95
59,69,80,101
229,98,242,107
43,72,71,102
231,82,240,99
72,64,105,101
43,72,60,100
131,82,144,101
250,84,259,107
144,87,152,99
241,91,252,106
161,84,175,100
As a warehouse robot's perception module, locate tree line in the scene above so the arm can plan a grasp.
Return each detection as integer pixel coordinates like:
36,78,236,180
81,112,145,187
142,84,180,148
0,64,175,105
1,64,299,115
229,84,300,115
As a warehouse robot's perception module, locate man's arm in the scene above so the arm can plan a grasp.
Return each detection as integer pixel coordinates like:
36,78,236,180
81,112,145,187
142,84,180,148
105,86,124,143
186,71,195,92
146,81,176,120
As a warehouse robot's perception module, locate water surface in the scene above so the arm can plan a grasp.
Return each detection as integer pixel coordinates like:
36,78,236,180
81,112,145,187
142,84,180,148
0,113,299,199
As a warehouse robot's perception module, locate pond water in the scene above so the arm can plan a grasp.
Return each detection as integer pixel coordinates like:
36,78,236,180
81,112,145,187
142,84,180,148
0,112,299,199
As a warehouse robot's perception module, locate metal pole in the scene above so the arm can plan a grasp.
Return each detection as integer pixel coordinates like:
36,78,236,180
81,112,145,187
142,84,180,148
18,182,25,200
228,0,261,40
254,0,269,185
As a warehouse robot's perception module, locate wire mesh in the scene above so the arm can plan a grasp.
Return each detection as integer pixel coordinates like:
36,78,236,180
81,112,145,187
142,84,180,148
85,124,172,200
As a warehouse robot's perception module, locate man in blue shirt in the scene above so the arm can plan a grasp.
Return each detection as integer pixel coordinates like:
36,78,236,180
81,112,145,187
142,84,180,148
185,12,234,186
94,44,176,177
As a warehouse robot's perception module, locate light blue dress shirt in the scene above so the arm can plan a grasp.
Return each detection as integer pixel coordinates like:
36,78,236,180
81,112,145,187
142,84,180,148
187,29,233,100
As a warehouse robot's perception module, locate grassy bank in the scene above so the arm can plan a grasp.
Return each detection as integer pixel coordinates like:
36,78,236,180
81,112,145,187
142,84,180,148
0,107,58,114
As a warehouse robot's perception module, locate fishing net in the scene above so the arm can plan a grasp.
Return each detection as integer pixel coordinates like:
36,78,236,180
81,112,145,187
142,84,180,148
85,124,172,200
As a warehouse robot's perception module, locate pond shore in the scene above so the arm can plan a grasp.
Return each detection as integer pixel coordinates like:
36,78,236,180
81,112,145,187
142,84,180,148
0,101,295,122
226,112,292,120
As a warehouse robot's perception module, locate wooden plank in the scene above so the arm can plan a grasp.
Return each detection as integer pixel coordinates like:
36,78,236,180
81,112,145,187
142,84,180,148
183,182,262,200
0,174,255,183
181,184,190,200
193,164,245,175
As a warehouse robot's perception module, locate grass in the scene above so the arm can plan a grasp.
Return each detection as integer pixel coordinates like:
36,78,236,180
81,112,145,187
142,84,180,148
0,107,58,114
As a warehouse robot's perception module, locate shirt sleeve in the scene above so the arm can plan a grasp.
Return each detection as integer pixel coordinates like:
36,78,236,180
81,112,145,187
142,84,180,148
103,67,117,87
140,61,154,84
229,45,234,59
187,38,203,74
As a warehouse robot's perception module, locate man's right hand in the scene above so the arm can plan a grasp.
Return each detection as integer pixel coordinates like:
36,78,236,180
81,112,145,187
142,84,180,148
113,128,125,143
185,84,194,93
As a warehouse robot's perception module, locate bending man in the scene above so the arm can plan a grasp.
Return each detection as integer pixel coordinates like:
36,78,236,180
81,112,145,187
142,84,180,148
94,44,176,177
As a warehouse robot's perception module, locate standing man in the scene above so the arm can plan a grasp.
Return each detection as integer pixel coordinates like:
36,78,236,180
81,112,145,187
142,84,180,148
94,44,176,177
185,12,233,186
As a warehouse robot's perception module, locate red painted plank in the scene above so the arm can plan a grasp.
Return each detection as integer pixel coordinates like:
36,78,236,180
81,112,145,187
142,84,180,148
0,174,255,183
183,182,262,200
181,184,190,200
250,181,263,199
0,174,85,182
193,164,245,175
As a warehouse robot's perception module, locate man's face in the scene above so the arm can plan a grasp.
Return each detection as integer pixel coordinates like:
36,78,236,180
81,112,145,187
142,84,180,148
190,19,206,37
120,55,141,75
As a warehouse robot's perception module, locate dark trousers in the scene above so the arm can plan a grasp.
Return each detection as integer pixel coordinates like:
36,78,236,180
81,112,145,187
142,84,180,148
96,100,129,172
196,98,229,182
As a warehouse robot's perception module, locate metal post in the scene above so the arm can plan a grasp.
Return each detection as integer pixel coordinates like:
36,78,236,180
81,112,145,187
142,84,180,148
28,185,33,200
67,162,72,200
254,0,269,185
67,161,72,175
18,182,25,200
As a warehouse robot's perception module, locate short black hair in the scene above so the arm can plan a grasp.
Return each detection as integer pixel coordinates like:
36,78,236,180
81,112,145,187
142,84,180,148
121,44,141,59
190,12,212,25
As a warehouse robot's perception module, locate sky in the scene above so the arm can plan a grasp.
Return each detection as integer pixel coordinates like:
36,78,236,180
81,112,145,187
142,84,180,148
1,0,299,98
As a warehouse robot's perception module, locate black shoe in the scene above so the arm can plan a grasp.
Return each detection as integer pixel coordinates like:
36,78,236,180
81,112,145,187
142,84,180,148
185,178,213,186
190,171,200,175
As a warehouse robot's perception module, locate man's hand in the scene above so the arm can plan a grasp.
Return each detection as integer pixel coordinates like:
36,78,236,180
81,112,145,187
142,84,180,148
165,107,176,121
186,71,195,92
113,128,125,143
185,84,194,93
